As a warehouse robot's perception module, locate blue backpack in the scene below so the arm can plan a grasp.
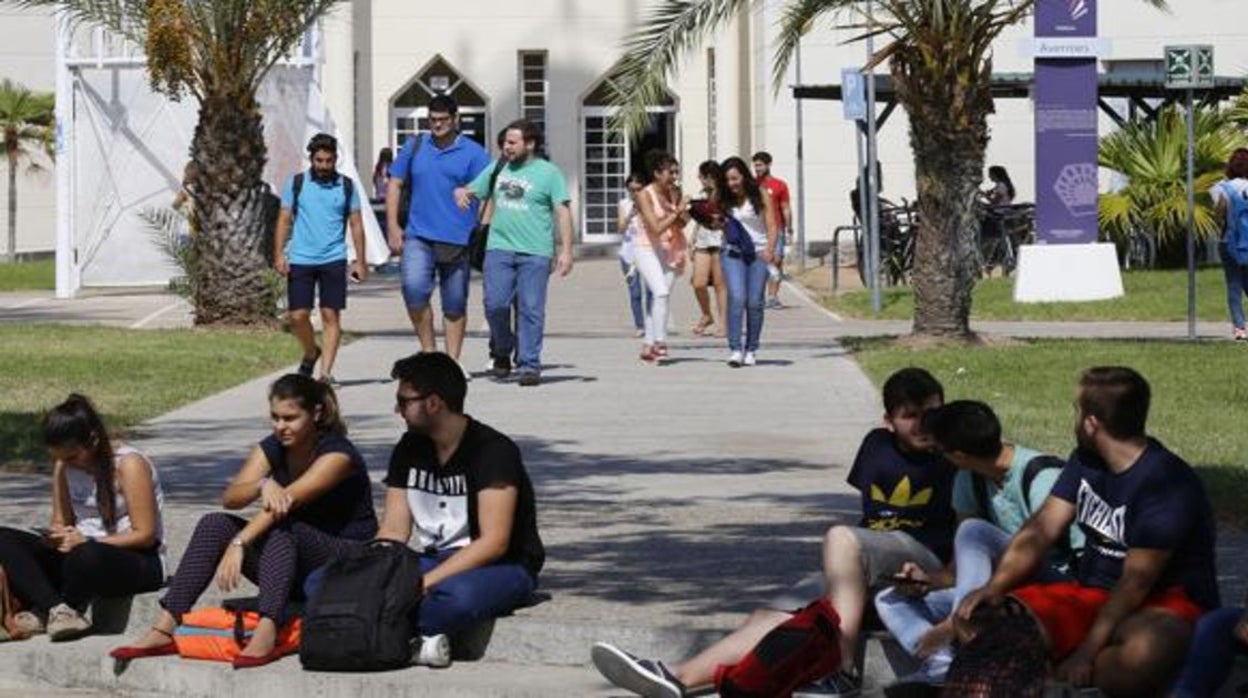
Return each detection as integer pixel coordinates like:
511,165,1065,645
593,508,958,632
1219,181,1248,266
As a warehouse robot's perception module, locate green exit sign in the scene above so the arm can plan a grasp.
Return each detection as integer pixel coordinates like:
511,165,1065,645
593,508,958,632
1165,45,1214,89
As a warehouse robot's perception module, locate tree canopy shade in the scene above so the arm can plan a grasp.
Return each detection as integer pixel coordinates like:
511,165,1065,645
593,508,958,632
0,78,55,264
15,0,343,324
612,0,1169,337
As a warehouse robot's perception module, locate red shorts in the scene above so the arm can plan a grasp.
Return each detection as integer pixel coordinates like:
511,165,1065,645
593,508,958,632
1011,581,1203,660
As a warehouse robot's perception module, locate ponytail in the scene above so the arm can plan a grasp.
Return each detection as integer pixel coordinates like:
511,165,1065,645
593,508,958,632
269,374,348,437
43,393,117,531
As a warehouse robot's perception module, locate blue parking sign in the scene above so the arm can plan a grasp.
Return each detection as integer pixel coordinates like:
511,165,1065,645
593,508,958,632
842,68,867,121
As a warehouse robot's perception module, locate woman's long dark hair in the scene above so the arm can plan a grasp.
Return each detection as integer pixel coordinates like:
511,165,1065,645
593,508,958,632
988,165,1015,201
372,147,394,184
269,374,347,437
698,160,724,198
718,156,763,215
43,394,117,531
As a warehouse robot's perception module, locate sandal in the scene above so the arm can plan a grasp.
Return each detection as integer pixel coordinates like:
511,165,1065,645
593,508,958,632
109,626,178,661
691,319,714,336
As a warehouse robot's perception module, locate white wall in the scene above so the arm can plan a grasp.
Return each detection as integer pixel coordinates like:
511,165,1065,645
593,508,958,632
0,5,55,256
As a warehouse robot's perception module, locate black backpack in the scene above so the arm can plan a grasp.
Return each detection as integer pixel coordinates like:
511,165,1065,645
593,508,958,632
299,540,422,672
971,454,1079,566
396,134,424,230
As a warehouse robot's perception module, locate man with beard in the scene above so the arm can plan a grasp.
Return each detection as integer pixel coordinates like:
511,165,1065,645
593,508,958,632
955,367,1217,697
376,352,544,667
273,133,367,383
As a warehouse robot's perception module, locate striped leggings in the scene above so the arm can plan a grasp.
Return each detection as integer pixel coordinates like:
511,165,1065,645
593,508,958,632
160,512,362,622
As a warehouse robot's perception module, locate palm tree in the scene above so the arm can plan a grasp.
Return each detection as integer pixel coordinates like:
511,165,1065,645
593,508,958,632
17,0,341,324
612,0,1167,338
1099,105,1242,264
0,78,54,264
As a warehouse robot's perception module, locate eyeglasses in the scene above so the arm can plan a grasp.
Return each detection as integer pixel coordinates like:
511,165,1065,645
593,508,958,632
395,392,428,409
427,115,453,124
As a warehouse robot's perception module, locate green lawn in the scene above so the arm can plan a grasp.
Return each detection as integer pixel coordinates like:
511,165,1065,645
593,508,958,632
825,268,1230,322
847,337,1248,526
0,259,55,291
0,325,298,468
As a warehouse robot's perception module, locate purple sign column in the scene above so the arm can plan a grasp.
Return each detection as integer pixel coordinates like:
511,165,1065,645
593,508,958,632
1035,0,1099,245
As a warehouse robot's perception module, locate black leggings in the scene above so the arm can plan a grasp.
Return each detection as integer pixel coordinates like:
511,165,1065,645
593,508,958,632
160,512,364,623
0,526,164,613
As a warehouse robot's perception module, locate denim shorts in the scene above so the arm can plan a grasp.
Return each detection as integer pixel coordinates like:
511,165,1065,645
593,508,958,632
288,260,347,311
401,236,470,317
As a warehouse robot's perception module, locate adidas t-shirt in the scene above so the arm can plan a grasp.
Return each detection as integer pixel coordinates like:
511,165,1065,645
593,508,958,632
1048,439,1218,610
847,428,957,562
383,417,545,578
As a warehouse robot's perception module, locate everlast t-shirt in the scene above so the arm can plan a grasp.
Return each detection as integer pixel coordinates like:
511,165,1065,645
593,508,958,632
847,428,957,562
384,417,545,578
1049,439,1218,609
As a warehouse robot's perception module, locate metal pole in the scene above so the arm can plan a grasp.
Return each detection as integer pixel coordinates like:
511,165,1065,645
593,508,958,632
794,37,807,271
865,0,882,314
1185,88,1197,340
54,11,76,298
856,123,870,291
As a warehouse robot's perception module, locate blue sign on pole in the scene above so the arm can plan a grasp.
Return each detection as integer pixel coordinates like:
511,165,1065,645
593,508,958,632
842,68,866,122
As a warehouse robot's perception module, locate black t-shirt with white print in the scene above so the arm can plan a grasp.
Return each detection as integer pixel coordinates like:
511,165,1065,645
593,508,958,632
384,417,544,578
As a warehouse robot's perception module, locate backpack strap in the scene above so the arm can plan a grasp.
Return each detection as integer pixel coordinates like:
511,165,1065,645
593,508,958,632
291,172,304,225
1019,454,1077,562
971,472,993,521
341,175,354,236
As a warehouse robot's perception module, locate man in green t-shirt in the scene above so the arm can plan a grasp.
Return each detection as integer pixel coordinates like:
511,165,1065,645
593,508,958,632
455,120,573,387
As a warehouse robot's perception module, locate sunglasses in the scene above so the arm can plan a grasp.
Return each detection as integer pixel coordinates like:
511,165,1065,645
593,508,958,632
395,392,429,409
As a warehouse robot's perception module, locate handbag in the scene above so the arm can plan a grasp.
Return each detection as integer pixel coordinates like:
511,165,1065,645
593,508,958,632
173,605,301,662
469,159,509,272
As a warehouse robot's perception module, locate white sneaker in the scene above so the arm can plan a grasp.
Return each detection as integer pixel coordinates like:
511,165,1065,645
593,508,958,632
414,633,451,668
727,351,743,368
591,642,686,698
743,351,757,366
46,603,91,642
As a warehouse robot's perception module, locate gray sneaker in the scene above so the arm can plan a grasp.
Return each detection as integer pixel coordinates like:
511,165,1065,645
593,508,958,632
46,603,91,642
591,642,685,697
793,670,862,697
413,633,451,668
12,610,44,636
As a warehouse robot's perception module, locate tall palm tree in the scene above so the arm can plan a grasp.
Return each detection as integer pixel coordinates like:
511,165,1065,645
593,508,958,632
1099,105,1242,259
612,0,1167,337
0,78,54,264
17,0,341,324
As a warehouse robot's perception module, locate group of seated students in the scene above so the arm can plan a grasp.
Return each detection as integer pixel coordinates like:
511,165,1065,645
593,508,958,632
0,352,543,671
593,366,1240,698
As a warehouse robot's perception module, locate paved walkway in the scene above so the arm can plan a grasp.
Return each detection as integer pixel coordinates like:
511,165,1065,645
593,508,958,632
1,260,1244,697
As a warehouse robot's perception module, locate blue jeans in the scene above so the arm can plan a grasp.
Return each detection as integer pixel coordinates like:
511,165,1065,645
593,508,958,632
401,236,470,317
411,550,537,637
721,250,768,352
483,250,550,375
1172,607,1247,698
875,518,1069,680
621,259,652,330
1220,241,1248,330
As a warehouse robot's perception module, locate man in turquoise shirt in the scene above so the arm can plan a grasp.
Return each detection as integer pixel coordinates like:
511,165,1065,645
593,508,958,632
273,133,366,383
455,119,573,387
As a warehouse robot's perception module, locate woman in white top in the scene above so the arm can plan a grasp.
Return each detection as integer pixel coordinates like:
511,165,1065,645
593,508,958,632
634,150,691,363
0,394,165,642
717,156,779,367
690,160,728,337
617,172,652,336
1210,147,1248,340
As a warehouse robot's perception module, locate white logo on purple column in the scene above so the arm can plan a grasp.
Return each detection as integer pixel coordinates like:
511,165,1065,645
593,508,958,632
1067,0,1090,21
1053,163,1098,217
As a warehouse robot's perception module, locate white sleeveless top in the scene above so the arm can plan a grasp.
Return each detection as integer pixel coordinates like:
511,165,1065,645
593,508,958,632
731,199,769,247
65,444,167,571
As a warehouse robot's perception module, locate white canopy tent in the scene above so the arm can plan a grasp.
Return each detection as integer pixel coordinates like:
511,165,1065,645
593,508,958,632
53,15,388,298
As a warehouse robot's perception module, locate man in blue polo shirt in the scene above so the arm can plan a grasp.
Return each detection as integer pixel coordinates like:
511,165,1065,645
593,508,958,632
386,95,492,379
273,132,366,383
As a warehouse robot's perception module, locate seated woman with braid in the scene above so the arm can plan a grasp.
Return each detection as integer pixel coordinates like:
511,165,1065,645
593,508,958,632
110,374,377,669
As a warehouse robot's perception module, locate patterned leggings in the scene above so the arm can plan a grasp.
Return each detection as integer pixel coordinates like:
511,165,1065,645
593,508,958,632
160,512,362,622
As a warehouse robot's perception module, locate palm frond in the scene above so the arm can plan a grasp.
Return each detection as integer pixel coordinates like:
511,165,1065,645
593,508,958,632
771,0,861,95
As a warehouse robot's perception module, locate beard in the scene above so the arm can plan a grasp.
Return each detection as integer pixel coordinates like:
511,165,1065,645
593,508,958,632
310,167,337,184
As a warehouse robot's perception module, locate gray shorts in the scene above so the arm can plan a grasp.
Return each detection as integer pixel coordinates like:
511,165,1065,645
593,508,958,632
766,528,943,612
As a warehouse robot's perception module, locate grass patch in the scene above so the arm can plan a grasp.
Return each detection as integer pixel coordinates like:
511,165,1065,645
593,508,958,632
824,268,1229,322
846,337,1248,526
0,259,55,291
0,325,299,468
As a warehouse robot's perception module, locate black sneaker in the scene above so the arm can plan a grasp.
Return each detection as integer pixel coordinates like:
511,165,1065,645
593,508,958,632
590,642,686,697
518,372,541,387
793,670,862,697
491,356,512,379
297,347,321,377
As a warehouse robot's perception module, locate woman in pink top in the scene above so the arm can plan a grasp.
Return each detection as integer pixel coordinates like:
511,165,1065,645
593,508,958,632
634,150,690,363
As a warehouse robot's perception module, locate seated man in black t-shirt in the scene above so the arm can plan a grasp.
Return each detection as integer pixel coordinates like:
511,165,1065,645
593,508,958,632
592,367,956,697
955,367,1217,697
376,352,544,667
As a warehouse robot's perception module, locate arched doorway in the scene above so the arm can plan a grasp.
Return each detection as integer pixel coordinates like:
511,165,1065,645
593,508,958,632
580,76,678,241
390,55,488,150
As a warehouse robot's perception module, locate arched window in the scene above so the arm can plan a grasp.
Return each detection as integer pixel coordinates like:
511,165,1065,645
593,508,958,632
390,55,488,149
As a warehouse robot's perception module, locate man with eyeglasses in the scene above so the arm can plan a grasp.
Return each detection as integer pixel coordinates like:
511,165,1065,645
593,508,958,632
386,95,492,380
376,351,544,667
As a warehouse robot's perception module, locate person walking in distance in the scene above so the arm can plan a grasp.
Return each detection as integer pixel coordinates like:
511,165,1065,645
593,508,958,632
617,172,652,337
690,160,728,337
272,133,367,384
455,120,574,387
719,157,779,368
752,152,793,310
1209,147,1248,341
386,95,493,378
634,150,690,364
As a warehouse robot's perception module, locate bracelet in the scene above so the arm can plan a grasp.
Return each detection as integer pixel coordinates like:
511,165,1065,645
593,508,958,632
230,537,247,549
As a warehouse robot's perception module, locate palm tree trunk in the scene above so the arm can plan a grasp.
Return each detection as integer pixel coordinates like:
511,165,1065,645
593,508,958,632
6,153,16,263
187,89,276,325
